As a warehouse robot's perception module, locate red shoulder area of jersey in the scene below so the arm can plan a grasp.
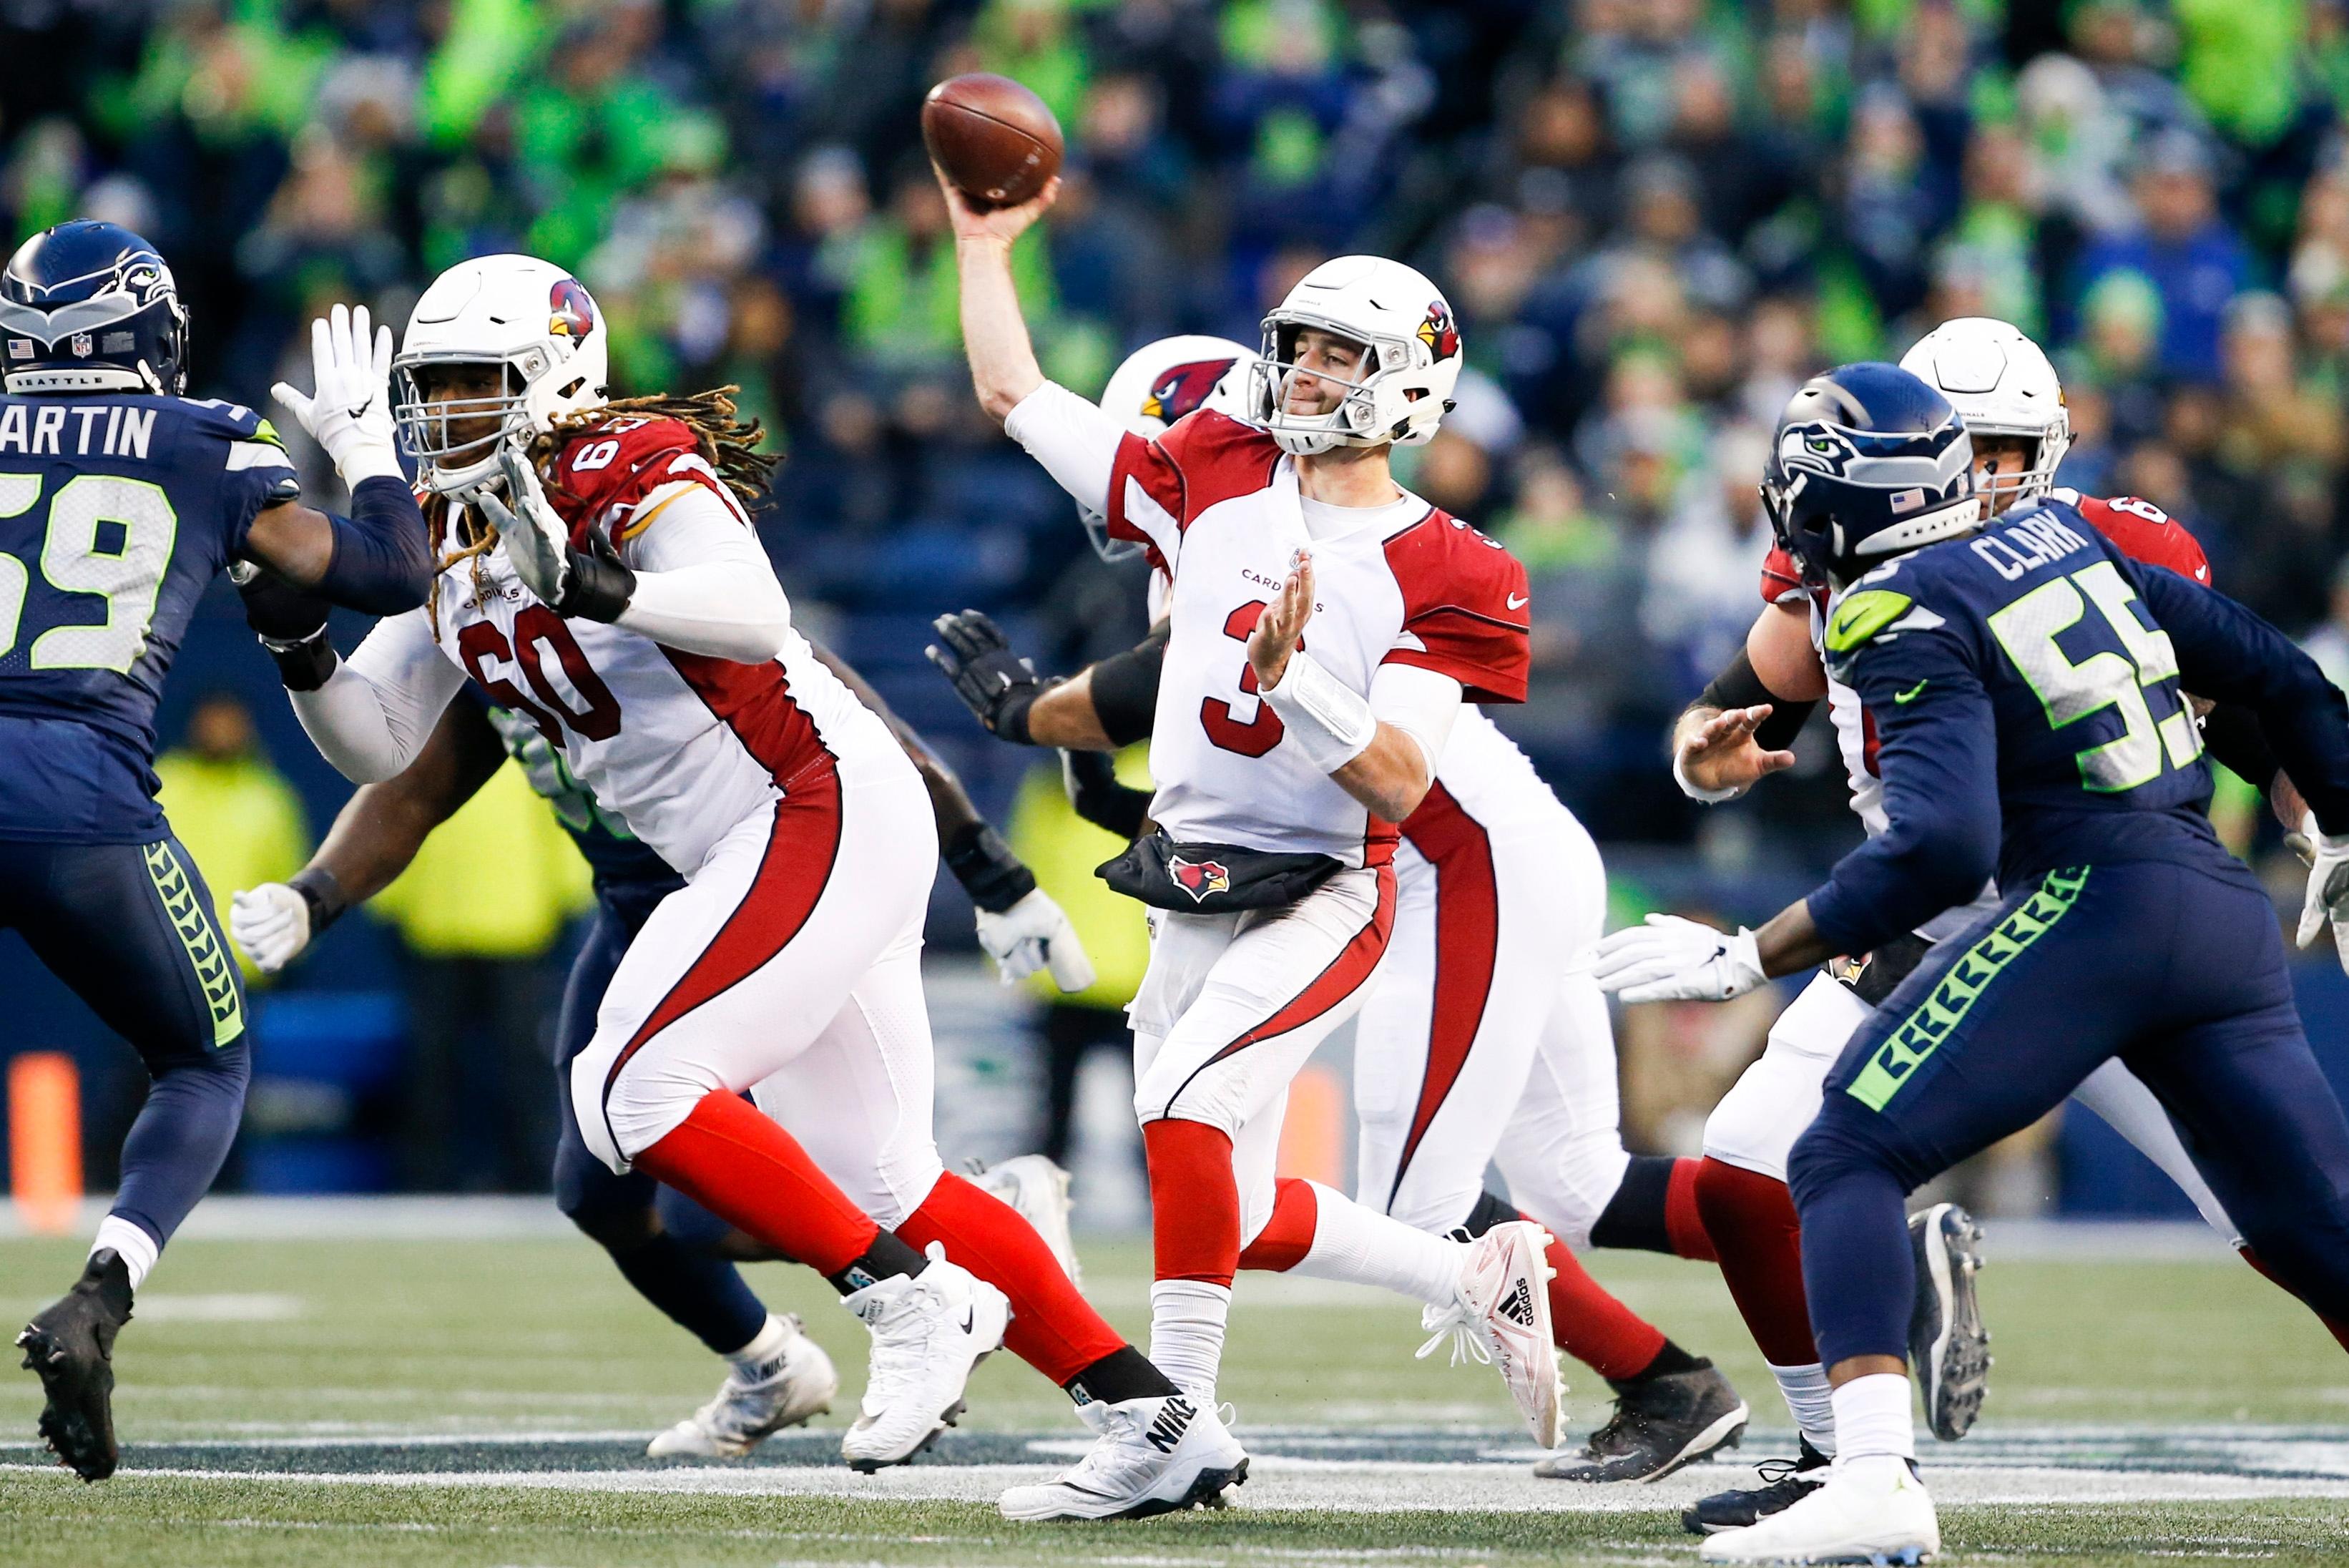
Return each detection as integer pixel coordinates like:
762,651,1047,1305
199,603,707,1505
544,413,732,544
1107,408,1282,548
2054,488,2212,585
1378,509,1532,704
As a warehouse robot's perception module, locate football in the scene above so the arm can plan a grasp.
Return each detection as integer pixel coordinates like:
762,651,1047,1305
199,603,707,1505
922,73,1063,210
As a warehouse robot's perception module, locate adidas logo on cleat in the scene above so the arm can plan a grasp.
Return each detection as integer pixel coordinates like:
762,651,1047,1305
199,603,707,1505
1144,1396,1196,1454
1501,1278,1537,1329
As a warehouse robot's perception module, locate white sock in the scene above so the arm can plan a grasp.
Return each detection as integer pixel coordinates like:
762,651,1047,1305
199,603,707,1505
1830,1372,1915,1474
1148,1279,1232,1404
1287,1180,1466,1305
1768,1360,1837,1456
726,1313,791,1367
92,1216,157,1290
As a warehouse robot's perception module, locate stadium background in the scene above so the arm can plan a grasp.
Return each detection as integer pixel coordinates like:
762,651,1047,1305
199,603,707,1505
4,0,2349,1217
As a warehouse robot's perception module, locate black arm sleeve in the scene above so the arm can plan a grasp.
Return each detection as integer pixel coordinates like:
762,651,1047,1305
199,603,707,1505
1695,647,1818,751
2199,702,2282,792
1089,622,1169,748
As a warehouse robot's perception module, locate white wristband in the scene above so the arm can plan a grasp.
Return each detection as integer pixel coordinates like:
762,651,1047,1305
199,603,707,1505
1260,649,1375,773
334,436,406,489
1672,743,1746,804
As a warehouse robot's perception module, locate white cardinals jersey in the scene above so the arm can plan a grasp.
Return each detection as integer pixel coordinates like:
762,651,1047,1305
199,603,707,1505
426,414,905,873
1103,409,1531,866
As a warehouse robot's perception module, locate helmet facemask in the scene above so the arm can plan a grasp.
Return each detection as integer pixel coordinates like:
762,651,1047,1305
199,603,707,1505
1965,418,2071,515
393,353,539,496
1250,315,1446,456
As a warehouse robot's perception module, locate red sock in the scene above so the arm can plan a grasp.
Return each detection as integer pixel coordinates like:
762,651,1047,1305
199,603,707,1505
1536,1222,1667,1379
1693,1156,1818,1365
631,1090,878,1277
2239,1243,2349,1356
1143,1119,1240,1286
1666,1157,1720,1263
896,1171,1127,1384
1237,1177,1318,1272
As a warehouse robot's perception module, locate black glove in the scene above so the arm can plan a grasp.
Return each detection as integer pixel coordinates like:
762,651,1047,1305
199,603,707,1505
1062,749,1150,839
926,609,1049,743
232,561,337,690
558,524,637,623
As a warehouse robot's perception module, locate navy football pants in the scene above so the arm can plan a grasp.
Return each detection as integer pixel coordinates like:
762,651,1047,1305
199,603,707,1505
1791,858,2349,1368
0,835,249,1253
550,896,768,1356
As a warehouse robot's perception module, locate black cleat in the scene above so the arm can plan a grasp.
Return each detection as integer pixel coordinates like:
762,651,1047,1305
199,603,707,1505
1533,1362,1748,1483
1680,1435,1831,1534
1910,1202,1990,1441
16,1249,134,1481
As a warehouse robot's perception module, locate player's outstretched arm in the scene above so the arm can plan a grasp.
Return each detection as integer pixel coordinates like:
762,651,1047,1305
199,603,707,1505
286,607,469,784
1673,603,1821,800
941,167,1058,421
230,700,507,974
242,303,433,613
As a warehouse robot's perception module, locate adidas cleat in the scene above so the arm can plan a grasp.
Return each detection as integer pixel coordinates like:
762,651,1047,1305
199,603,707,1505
1683,1437,1832,1534
16,1250,134,1482
999,1393,1248,1520
1417,1220,1564,1449
1700,1457,1937,1564
972,1154,1082,1287
648,1314,838,1459
1535,1361,1747,1483
1908,1203,1989,1442
839,1245,1009,1471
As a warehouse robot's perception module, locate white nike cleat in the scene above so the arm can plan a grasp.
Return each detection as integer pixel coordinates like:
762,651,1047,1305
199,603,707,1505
973,1153,1082,1287
998,1392,1249,1520
1416,1219,1564,1449
1908,1203,1990,1442
838,1244,1010,1471
647,1315,838,1458
1700,1456,1940,1564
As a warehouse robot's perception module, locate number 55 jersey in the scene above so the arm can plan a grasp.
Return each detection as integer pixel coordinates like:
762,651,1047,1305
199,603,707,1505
0,394,299,841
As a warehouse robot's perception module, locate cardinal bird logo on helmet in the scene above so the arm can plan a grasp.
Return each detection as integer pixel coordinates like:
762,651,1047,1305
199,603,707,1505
1142,358,1239,424
548,278,597,341
1417,301,1459,362
1166,854,1231,903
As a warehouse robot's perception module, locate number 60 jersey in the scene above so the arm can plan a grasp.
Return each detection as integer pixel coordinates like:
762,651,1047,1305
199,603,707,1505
0,393,300,842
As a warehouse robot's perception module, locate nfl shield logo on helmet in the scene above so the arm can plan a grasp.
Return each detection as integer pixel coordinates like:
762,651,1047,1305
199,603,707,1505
69,332,92,358
1166,854,1231,903
547,278,597,341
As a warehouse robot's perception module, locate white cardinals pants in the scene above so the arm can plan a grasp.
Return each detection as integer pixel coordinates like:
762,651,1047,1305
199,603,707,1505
1130,861,1396,1247
1703,968,2240,1243
570,755,946,1228
1353,785,1631,1245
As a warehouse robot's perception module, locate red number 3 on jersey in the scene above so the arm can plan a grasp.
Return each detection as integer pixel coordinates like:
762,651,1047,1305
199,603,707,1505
1201,599,1285,758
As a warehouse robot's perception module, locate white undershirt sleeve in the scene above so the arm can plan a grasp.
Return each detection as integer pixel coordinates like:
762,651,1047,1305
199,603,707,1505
1369,662,1463,785
290,607,466,784
613,484,791,662
1003,380,1124,521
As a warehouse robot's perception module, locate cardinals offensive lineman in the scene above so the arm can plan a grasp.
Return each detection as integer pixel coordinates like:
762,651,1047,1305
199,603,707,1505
949,177,1569,1517
1640,318,2349,1534
931,334,1750,1484
258,255,1205,1490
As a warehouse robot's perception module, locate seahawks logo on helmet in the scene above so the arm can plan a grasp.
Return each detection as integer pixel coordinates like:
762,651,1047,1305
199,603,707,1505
547,278,597,341
1140,357,1238,423
1777,422,1863,480
1418,300,1459,361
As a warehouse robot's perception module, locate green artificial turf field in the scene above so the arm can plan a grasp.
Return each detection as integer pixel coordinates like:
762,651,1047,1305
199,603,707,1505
2,1228,2345,1565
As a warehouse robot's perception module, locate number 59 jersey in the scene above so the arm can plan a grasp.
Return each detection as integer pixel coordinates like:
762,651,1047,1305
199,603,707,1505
0,393,299,842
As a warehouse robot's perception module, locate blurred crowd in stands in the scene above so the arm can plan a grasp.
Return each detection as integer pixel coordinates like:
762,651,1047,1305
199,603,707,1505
14,0,2349,1198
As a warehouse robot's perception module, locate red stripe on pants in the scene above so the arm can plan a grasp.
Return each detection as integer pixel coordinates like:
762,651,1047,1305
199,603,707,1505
1390,785,1499,1205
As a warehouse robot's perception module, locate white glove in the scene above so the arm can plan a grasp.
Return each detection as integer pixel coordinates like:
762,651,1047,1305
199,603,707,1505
474,443,572,607
230,883,312,976
2296,811,2349,976
271,303,403,486
1582,913,1765,1004
975,888,1097,992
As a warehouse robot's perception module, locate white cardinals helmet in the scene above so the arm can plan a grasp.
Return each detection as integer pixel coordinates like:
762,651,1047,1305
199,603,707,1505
1899,317,2070,513
1249,255,1461,455
391,254,609,495
1084,335,1257,561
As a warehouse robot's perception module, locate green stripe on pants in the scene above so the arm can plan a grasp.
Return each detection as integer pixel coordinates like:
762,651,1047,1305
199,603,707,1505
1845,866,2090,1112
143,840,244,1047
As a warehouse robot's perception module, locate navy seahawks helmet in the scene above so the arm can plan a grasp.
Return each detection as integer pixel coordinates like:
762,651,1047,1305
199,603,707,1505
1761,362,1981,587
0,221,190,396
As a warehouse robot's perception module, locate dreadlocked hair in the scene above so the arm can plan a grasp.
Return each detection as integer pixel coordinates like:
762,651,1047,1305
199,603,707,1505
530,386,774,505
422,489,504,645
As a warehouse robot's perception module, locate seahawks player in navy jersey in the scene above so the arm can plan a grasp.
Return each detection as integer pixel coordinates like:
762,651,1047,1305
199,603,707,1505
1587,363,2349,1564
0,222,431,1480
227,650,1093,1459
